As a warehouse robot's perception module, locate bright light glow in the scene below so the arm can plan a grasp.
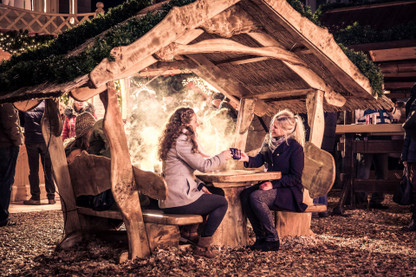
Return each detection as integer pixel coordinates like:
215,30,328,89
125,77,236,173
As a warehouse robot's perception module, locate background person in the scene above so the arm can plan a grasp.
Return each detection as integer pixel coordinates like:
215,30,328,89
62,100,95,141
0,103,23,226
402,84,416,231
355,109,392,209
158,107,232,258
20,101,56,205
239,109,306,252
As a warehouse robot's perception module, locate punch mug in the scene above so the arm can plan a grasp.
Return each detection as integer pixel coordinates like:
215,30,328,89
230,148,241,160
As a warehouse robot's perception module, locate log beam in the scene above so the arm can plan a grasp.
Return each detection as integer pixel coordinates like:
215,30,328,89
186,54,274,117
13,99,42,112
250,0,373,98
155,39,306,66
234,97,256,151
41,99,81,236
102,82,151,259
70,85,106,102
89,0,241,88
306,90,325,148
248,32,346,108
256,88,316,100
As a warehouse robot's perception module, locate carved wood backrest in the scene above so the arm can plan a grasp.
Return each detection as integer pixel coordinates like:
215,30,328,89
302,141,336,199
68,151,168,200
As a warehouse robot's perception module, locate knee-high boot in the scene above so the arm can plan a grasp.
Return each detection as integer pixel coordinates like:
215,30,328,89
194,236,216,258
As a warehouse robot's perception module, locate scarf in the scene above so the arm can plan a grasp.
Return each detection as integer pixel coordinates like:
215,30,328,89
260,134,291,155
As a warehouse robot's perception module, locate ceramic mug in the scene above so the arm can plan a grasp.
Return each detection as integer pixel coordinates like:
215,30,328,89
230,148,241,160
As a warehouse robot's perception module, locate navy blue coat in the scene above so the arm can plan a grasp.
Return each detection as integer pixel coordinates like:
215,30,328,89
402,103,416,163
244,138,307,212
19,101,45,144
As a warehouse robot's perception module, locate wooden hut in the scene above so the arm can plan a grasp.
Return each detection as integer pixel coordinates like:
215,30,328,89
0,0,393,260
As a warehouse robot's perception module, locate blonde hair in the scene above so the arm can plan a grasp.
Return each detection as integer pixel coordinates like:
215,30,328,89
268,109,305,147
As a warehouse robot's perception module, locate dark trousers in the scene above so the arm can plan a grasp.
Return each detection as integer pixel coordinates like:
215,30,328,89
240,184,279,242
26,143,55,200
163,188,228,237
0,146,19,223
410,163,416,220
357,153,388,204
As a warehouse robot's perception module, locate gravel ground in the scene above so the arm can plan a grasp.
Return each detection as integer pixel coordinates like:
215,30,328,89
1,194,416,276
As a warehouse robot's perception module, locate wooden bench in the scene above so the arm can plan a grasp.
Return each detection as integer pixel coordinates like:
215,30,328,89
68,151,203,255
274,141,335,237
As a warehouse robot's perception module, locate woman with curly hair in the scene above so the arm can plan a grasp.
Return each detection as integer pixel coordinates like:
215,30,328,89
158,107,232,258
239,109,307,252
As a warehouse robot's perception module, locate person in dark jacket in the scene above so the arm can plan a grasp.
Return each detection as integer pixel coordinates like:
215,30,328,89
239,109,306,252
0,103,23,226
402,84,416,231
20,101,56,205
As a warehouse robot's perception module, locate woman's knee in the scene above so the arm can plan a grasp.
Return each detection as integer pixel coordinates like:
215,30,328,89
249,189,263,204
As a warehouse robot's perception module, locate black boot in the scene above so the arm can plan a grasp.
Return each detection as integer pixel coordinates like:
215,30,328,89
403,192,416,232
248,237,265,250
260,240,280,252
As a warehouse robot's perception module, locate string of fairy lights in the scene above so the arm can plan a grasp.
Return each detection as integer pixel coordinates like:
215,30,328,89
0,31,54,56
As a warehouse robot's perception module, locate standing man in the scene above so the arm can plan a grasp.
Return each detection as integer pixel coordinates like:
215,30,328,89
356,109,392,209
0,103,23,226
21,101,56,205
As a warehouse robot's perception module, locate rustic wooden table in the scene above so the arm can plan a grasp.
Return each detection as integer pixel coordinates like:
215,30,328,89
196,170,281,247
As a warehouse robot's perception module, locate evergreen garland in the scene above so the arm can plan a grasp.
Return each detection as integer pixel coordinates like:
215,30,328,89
339,44,383,96
0,30,54,55
287,0,385,96
0,0,195,93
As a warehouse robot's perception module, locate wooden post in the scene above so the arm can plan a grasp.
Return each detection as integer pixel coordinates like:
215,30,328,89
41,99,81,237
234,97,256,150
102,82,151,260
306,90,325,148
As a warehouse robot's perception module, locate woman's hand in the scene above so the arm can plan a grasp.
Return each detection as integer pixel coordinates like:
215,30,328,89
259,181,273,190
220,149,233,160
201,186,212,194
239,151,249,162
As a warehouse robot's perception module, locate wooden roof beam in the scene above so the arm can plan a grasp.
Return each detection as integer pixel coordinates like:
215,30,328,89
215,56,270,66
257,88,316,100
251,0,374,98
369,47,416,62
89,0,240,88
248,32,346,108
384,82,416,90
70,85,107,102
155,38,306,65
186,54,274,117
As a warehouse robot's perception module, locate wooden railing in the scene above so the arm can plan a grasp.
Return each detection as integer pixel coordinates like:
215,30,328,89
0,4,102,35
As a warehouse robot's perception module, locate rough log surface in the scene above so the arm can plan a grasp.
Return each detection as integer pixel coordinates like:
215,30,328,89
102,83,150,259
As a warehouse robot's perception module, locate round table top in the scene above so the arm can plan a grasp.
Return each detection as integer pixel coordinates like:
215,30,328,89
196,170,281,185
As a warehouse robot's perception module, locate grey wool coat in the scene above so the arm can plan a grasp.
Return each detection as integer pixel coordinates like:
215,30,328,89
159,133,226,209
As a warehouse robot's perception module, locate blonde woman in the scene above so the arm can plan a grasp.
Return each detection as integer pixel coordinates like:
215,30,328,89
239,109,307,252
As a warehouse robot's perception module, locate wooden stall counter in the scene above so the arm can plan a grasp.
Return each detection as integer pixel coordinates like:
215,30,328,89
334,123,405,213
196,170,281,248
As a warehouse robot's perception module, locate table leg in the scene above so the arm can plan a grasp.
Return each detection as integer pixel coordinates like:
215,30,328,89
211,184,248,248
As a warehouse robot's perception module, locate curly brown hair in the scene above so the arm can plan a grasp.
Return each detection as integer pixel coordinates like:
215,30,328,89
158,107,198,160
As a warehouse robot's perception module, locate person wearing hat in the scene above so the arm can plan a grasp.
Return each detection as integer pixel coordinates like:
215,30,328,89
65,112,117,211
65,112,96,164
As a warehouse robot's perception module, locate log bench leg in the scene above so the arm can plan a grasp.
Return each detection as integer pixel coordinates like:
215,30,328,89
275,211,313,237
145,223,180,251
275,188,314,238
